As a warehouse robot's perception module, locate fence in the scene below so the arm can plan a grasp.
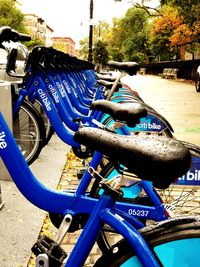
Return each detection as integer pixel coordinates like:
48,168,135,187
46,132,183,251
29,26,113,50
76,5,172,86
140,59,200,80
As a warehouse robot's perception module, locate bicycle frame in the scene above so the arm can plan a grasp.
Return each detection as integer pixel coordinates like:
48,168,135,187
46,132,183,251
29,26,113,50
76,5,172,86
8,45,188,225
0,112,162,266
0,111,167,220
8,58,177,224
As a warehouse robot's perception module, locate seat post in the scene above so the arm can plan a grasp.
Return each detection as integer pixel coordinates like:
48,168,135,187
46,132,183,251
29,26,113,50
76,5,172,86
106,72,126,100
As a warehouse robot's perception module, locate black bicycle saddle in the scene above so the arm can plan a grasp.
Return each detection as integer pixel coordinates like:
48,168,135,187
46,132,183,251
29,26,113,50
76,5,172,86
107,61,140,76
74,127,191,189
90,100,147,128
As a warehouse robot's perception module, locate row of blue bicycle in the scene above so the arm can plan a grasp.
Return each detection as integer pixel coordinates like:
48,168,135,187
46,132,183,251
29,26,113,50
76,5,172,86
0,26,200,266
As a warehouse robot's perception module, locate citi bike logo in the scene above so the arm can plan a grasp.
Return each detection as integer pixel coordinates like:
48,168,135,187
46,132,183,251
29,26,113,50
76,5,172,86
179,170,200,182
0,131,7,149
56,81,66,98
62,80,71,94
137,121,161,130
48,84,59,104
38,88,51,111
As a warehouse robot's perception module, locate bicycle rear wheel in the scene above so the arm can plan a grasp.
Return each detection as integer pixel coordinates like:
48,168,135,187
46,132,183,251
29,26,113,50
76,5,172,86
13,100,46,165
94,216,200,266
158,141,200,217
95,142,200,253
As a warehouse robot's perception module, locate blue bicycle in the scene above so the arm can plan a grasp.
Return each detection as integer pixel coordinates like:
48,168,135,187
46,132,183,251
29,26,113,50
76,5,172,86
1,27,200,260
0,109,199,266
1,28,200,266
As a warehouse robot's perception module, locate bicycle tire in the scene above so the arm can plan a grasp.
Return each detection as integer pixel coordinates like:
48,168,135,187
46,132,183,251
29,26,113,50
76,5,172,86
13,100,46,165
94,216,200,266
33,99,54,145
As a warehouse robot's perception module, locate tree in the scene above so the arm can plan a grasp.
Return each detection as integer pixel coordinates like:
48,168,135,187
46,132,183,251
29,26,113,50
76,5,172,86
79,21,111,61
93,40,109,65
79,36,90,60
0,0,26,32
105,17,124,61
106,8,151,63
160,0,198,24
25,37,45,50
160,0,200,42
150,5,194,60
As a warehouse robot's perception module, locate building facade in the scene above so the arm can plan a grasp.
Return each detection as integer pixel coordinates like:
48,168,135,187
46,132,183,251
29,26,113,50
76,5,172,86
15,0,76,53
53,37,76,56
24,14,54,46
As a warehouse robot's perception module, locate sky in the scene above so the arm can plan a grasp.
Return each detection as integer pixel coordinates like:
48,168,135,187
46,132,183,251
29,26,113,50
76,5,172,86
19,0,160,46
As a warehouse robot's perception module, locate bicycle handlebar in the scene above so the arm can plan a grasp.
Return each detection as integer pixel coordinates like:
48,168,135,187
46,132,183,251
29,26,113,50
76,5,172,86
0,26,31,44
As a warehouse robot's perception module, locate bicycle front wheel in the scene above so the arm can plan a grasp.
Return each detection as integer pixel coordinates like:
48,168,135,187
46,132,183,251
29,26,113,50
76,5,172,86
33,99,54,145
94,216,200,267
13,100,46,165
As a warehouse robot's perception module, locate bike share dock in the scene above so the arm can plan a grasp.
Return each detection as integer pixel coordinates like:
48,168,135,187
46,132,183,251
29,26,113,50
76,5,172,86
28,76,200,267
0,75,200,266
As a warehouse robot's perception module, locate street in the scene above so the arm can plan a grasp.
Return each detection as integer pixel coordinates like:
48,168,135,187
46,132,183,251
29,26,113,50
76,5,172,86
122,74,200,146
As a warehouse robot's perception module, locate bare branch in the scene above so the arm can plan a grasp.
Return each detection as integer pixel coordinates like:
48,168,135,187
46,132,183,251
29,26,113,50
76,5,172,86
127,0,161,17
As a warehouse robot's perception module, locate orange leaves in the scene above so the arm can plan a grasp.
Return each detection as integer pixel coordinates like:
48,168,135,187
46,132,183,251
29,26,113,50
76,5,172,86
169,24,193,47
152,7,183,35
151,6,194,47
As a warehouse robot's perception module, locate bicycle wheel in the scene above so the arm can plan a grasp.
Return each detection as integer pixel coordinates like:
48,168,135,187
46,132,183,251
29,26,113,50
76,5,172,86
33,99,54,145
13,100,46,165
157,141,200,217
94,216,200,266
95,141,200,253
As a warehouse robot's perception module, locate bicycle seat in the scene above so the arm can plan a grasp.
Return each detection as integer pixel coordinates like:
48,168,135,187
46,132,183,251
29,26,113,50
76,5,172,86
90,100,147,127
74,128,191,189
96,79,114,89
96,73,116,82
107,61,140,76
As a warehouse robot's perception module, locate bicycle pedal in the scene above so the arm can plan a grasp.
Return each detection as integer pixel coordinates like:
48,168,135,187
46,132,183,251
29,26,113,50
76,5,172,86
32,235,67,267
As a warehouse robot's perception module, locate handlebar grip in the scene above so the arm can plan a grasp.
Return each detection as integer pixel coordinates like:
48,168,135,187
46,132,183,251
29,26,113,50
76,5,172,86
18,33,31,42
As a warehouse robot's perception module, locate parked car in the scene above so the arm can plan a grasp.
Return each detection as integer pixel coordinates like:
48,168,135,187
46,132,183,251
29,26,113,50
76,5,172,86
195,65,200,92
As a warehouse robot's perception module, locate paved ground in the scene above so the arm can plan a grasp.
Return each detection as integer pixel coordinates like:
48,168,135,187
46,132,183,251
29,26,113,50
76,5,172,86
122,75,200,145
0,74,199,267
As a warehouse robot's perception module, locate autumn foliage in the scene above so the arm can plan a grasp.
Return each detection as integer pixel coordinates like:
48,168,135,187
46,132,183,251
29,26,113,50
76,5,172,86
152,7,193,48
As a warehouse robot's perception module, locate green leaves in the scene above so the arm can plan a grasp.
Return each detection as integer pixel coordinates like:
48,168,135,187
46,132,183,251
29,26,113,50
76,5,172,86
0,0,25,33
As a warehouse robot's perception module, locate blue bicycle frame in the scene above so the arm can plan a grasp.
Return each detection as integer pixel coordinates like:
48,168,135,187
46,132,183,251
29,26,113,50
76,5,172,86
0,111,162,267
0,111,167,220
